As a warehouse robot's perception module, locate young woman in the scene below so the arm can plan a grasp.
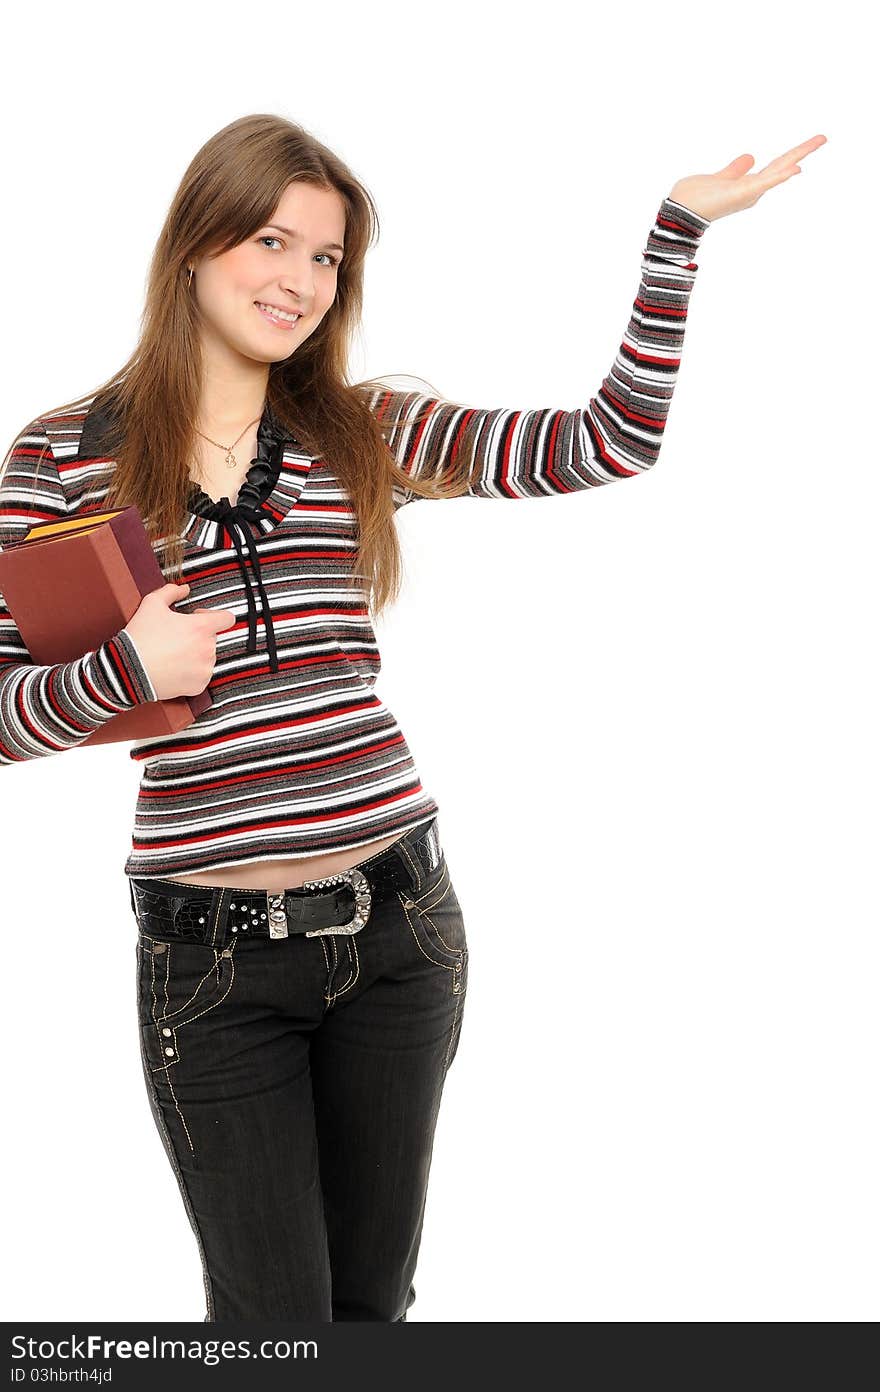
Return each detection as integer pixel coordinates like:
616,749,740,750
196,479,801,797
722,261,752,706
0,116,825,1322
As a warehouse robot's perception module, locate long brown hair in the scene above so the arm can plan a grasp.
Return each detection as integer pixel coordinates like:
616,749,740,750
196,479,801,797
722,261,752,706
7,114,481,619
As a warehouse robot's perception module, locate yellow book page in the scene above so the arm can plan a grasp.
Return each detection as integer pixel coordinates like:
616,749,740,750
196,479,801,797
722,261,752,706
25,509,125,541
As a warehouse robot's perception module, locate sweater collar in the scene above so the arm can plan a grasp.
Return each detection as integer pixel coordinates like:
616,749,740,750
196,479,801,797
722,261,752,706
79,395,313,675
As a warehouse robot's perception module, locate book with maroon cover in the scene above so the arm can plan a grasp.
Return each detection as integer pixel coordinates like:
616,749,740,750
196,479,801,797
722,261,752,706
0,504,211,746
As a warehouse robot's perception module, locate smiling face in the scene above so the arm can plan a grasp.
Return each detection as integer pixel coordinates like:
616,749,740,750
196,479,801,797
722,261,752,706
190,180,347,370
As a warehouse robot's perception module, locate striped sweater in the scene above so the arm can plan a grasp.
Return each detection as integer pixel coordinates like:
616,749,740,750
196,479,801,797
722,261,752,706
0,196,710,877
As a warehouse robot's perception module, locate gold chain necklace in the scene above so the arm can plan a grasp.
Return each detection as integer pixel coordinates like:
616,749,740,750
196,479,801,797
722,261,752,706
194,412,263,471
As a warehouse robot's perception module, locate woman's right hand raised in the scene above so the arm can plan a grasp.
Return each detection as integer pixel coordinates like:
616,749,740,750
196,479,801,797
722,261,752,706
122,583,236,700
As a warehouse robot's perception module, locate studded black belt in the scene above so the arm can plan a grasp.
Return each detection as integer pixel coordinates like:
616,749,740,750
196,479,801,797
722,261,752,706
128,817,443,945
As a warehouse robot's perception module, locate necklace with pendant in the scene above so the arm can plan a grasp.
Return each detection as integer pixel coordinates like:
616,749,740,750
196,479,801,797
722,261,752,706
187,403,295,518
193,412,262,473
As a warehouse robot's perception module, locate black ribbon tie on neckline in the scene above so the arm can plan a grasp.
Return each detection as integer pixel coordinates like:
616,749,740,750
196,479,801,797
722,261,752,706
185,405,293,675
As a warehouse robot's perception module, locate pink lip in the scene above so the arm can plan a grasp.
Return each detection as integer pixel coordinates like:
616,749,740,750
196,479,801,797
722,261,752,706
255,305,300,331
254,300,301,324
255,306,298,331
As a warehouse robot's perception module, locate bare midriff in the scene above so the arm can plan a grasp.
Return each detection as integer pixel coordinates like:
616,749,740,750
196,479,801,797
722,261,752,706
158,830,410,892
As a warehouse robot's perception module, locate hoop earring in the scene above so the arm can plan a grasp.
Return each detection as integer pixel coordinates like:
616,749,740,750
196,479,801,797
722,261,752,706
187,266,194,288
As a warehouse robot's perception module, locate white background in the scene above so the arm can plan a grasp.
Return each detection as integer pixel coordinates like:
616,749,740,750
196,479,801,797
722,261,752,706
1,0,873,1325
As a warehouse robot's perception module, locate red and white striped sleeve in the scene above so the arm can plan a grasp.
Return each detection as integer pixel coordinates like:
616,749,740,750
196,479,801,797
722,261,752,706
0,418,157,763
366,195,711,507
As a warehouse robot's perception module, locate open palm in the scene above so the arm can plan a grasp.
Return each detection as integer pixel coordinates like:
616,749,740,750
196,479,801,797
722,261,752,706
668,134,828,222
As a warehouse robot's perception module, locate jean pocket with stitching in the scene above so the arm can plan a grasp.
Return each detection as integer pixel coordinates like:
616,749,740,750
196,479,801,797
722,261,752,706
137,933,238,1069
396,855,468,997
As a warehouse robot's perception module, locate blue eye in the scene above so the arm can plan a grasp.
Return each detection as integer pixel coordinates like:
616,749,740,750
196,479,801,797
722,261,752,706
258,236,340,267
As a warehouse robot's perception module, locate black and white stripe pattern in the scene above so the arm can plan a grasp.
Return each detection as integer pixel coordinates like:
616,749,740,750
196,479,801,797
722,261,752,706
0,421,157,760
0,196,709,876
369,197,710,505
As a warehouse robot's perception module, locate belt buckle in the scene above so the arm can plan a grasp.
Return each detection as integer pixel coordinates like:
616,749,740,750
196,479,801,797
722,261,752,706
266,891,290,939
267,867,372,939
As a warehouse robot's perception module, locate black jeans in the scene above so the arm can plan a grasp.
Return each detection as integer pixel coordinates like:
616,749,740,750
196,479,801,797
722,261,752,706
129,816,468,1322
